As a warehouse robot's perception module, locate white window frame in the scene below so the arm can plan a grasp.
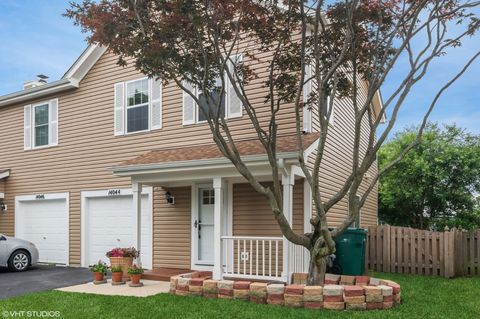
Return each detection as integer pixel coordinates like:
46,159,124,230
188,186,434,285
125,77,151,134
32,102,50,148
27,99,58,150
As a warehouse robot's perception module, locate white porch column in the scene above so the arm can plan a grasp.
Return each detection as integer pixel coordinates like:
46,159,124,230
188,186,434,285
213,177,224,280
282,171,294,283
132,182,142,266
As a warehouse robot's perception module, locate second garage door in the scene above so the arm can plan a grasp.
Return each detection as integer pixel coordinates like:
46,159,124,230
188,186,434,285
82,189,152,269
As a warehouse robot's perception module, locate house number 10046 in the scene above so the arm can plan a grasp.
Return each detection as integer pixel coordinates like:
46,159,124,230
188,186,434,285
108,189,121,196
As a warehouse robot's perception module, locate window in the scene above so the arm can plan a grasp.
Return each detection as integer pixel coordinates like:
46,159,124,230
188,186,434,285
197,77,226,122
183,55,243,125
34,104,49,147
24,99,58,150
126,79,149,133
114,78,162,136
202,189,215,205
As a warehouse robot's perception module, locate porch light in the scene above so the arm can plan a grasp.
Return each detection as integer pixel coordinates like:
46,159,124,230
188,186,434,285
165,191,175,205
0,201,6,212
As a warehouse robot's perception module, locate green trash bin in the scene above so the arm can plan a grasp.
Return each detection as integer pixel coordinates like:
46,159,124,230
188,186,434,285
333,228,367,276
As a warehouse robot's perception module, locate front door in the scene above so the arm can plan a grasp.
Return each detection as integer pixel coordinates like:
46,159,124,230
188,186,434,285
195,188,215,265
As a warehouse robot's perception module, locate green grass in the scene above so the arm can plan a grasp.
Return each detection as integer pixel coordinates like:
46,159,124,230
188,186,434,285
1,273,479,319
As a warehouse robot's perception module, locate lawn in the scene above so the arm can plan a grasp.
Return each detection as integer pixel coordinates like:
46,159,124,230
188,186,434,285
0,273,479,319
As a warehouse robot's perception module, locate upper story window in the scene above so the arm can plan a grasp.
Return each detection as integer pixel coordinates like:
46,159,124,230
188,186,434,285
183,55,243,125
34,104,49,147
126,79,149,133
24,99,58,150
114,77,162,136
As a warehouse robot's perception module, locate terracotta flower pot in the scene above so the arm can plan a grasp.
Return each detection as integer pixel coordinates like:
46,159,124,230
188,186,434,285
130,274,142,285
112,272,123,283
109,257,133,281
94,272,104,282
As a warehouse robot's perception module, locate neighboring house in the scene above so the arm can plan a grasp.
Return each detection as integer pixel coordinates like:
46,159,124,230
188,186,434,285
0,44,381,282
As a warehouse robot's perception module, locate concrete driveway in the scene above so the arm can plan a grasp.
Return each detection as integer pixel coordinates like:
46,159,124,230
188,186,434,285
0,265,93,299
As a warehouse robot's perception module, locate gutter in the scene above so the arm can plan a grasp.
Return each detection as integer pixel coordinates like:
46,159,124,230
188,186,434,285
0,79,79,107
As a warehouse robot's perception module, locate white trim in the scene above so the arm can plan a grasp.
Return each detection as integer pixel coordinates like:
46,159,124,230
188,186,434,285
226,181,233,236
303,180,312,272
80,187,153,268
191,183,215,269
124,77,151,135
0,193,4,199
28,100,59,150
0,170,10,180
112,152,299,175
14,192,70,266
303,137,319,160
0,45,106,108
0,80,77,108
63,45,107,82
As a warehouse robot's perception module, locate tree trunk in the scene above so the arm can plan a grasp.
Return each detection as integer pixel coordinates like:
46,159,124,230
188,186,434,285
306,253,327,286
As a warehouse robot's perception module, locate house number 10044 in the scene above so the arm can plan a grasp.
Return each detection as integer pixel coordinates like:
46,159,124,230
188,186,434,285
108,189,121,196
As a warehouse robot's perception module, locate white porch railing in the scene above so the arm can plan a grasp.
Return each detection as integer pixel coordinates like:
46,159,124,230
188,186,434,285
221,236,283,281
289,241,310,274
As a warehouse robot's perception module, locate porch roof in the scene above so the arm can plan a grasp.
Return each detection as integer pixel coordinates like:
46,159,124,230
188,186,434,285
111,134,319,182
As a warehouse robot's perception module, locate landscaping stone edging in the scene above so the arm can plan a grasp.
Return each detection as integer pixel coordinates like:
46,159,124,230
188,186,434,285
169,272,401,311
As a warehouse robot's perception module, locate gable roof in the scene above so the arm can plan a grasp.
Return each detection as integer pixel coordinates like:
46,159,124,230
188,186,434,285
0,45,107,108
114,133,319,172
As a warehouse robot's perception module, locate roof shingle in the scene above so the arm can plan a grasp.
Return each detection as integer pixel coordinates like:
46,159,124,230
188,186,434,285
119,133,319,167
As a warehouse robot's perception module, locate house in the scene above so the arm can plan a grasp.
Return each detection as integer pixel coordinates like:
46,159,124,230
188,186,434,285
0,44,381,282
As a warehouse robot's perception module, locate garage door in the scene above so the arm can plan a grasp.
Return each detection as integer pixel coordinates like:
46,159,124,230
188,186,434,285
15,193,69,265
82,189,152,269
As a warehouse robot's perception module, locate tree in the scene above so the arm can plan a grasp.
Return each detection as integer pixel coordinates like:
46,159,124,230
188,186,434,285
65,0,480,285
379,124,480,230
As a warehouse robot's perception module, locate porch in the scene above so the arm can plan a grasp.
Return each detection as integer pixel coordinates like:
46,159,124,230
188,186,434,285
111,134,318,283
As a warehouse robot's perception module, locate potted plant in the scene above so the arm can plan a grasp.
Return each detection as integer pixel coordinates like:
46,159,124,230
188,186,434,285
106,247,139,281
111,265,124,285
128,264,144,287
89,260,107,284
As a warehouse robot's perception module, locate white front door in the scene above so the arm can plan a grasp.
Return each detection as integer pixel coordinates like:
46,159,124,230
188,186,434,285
195,188,215,265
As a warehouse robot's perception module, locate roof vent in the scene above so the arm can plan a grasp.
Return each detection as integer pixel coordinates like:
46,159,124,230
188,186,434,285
23,74,49,90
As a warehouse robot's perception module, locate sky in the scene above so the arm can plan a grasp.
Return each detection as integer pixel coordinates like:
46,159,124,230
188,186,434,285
0,1,479,136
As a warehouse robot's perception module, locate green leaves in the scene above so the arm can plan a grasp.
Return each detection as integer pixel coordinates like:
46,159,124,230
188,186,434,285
379,123,480,230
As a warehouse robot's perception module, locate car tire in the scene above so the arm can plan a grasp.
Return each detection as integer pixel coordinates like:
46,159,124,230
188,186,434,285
8,250,31,272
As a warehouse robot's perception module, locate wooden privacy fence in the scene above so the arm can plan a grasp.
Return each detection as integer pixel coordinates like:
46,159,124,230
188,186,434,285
366,225,480,278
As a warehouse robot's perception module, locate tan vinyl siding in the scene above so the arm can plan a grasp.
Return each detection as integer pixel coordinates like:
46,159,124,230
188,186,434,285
0,50,303,265
307,77,378,227
0,44,377,268
0,180,4,194
233,181,304,237
153,187,191,269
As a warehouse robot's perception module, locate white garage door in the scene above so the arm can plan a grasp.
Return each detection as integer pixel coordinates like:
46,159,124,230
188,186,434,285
15,193,69,265
82,189,152,269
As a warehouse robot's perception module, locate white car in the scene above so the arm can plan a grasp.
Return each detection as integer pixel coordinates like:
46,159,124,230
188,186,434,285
0,234,39,271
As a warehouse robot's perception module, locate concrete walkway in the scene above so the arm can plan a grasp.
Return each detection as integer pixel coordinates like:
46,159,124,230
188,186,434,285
57,279,170,297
